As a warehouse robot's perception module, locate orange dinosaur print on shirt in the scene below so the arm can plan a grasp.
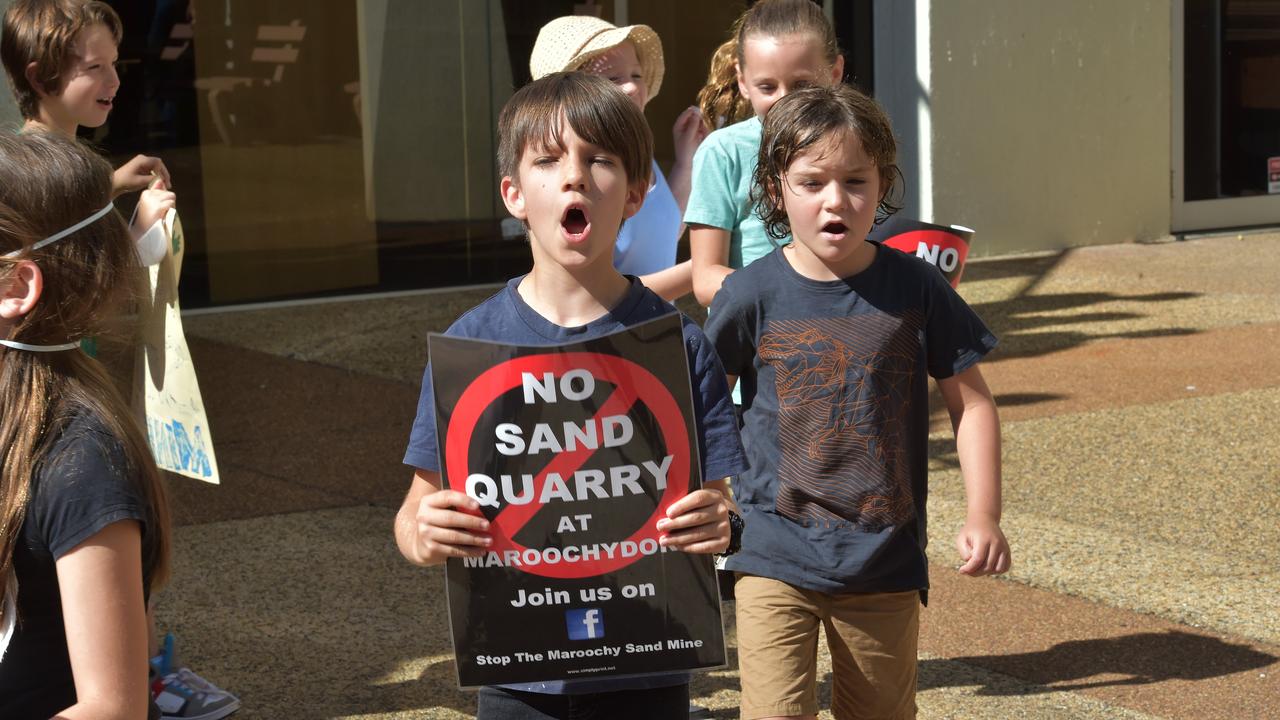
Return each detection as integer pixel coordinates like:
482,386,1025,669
758,311,923,530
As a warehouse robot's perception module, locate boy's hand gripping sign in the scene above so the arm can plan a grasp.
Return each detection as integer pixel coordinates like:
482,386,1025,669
429,314,725,688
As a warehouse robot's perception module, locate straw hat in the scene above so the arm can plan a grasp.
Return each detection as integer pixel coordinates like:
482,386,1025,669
529,16,664,100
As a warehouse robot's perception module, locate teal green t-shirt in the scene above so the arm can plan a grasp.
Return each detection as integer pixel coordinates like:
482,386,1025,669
684,116,789,269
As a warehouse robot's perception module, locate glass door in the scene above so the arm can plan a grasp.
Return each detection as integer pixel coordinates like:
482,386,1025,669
1174,0,1280,231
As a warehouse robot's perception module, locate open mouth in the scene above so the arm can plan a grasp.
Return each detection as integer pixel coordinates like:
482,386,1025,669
822,221,848,235
96,97,113,109
561,205,589,239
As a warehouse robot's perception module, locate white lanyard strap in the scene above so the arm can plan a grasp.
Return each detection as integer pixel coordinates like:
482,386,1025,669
0,339,80,352
2,202,115,259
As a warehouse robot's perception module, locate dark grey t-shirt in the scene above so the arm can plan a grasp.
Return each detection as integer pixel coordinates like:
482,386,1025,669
705,244,997,595
0,411,157,719
404,275,747,695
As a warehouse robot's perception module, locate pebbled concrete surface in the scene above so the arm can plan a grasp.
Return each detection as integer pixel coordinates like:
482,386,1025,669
162,232,1280,718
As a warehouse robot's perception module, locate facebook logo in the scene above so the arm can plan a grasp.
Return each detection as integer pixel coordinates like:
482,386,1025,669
565,608,604,640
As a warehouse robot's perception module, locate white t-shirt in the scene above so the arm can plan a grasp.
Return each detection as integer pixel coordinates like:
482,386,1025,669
614,160,681,276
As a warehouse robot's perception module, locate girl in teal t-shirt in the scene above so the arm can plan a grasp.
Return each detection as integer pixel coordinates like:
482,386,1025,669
685,0,846,306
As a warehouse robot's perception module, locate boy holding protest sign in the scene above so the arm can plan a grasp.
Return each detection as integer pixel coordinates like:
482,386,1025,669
396,72,746,719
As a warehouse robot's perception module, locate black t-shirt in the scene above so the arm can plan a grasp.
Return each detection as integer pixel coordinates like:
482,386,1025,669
704,244,998,595
0,412,156,719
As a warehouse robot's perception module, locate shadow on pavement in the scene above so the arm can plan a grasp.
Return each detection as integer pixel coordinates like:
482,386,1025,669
918,630,1277,695
992,392,1068,407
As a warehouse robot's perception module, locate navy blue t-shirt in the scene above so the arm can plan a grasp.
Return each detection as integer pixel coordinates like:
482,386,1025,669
704,244,997,596
404,275,746,695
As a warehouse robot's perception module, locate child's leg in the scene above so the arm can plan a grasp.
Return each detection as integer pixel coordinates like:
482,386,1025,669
580,684,689,719
476,686,566,720
823,590,920,720
735,574,823,720
476,684,688,720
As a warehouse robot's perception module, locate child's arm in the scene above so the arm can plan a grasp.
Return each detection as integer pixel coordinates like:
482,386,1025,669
395,468,731,558
54,521,151,720
129,184,177,267
644,109,708,302
132,183,176,231
394,469,492,566
657,478,735,554
690,225,734,306
667,106,708,214
112,154,171,199
936,365,1011,577
638,259,693,302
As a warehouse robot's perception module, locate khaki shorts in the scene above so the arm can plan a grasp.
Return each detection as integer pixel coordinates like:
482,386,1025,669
735,575,920,720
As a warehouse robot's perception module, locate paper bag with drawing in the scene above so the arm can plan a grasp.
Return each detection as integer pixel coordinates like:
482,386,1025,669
134,209,220,483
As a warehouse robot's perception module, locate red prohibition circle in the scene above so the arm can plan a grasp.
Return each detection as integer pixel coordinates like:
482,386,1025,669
883,229,970,287
445,351,691,578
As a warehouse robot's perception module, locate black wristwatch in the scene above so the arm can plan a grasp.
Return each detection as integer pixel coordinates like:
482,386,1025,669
722,510,745,557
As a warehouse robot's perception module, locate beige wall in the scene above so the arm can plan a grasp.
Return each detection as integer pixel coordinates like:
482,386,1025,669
627,0,747,169
877,1,1172,257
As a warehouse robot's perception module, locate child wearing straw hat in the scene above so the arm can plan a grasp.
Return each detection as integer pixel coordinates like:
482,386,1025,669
530,15,706,302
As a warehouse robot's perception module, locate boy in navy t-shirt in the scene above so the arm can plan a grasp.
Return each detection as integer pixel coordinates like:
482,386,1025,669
704,85,1011,719
395,72,746,720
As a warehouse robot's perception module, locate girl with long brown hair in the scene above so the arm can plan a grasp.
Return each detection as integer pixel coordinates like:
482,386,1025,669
695,17,751,133
0,130,172,719
685,0,846,307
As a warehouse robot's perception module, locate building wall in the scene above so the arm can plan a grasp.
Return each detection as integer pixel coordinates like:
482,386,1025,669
626,0,748,169
876,1,1173,257
357,0,513,223
0,0,17,129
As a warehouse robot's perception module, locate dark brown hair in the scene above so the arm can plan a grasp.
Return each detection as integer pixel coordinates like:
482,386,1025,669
0,131,171,617
1,0,122,119
498,72,653,191
751,84,903,240
697,0,840,130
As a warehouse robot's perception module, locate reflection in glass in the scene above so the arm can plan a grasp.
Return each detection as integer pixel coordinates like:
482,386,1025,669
91,1,751,308
1184,0,1280,201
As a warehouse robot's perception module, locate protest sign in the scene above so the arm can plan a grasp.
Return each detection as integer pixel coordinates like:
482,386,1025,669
134,209,220,483
870,217,974,287
429,313,725,688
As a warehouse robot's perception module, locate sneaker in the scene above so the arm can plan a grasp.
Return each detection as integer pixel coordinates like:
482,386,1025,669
154,667,241,720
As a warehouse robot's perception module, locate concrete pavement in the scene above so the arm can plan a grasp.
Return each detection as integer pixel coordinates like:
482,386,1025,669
164,231,1280,718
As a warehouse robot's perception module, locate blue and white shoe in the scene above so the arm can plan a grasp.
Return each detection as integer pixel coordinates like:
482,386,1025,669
154,667,240,720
